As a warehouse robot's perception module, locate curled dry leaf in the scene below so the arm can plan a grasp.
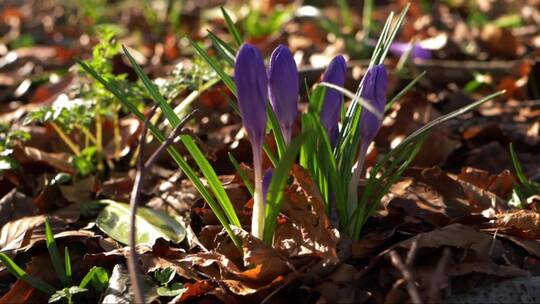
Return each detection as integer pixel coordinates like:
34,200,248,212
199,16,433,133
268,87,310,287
0,202,85,251
178,227,291,296
273,165,339,263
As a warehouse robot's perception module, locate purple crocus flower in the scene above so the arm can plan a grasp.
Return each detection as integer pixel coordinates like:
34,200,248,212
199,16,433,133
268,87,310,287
234,44,268,149
348,64,388,215
234,43,268,239
268,45,299,144
389,42,431,60
320,55,347,146
359,64,388,143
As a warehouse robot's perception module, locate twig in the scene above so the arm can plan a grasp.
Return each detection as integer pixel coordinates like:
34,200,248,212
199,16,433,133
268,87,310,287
428,247,451,303
143,110,198,167
128,108,196,303
405,240,418,266
389,250,422,304
127,107,155,304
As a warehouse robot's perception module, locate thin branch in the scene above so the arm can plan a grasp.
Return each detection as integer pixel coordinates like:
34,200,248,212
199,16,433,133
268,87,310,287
128,108,195,303
428,247,451,303
127,107,155,304
389,250,422,304
143,110,198,168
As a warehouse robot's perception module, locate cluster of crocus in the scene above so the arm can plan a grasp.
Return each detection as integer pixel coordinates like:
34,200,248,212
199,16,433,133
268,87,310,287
234,43,298,239
235,41,389,238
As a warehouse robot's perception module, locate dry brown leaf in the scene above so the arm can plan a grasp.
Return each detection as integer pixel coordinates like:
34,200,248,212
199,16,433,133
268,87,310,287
0,189,38,228
0,202,85,251
17,146,74,174
494,210,540,239
59,176,96,203
273,165,339,263
173,280,215,303
0,279,38,304
457,167,514,199
496,234,540,258
386,168,473,224
396,224,499,255
314,263,369,304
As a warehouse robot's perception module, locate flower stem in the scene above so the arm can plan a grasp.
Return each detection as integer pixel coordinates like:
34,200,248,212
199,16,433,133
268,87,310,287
78,125,97,145
50,122,80,156
251,146,265,239
95,107,104,172
113,110,121,161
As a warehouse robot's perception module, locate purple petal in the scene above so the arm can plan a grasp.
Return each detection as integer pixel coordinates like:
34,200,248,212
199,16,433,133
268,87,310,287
360,64,388,143
234,44,268,148
268,45,299,143
320,55,347,145
389,42,431,60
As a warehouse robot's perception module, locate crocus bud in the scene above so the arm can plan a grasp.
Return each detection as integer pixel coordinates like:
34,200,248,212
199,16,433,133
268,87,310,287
390,42,431,60
320,55,347,146
234,44,268,239
359,64,387,143
268,45,299,144
234,44,268,148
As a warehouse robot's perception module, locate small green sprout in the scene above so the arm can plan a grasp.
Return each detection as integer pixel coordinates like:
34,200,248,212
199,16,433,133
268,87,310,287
0,125,30,172
154,267,185,297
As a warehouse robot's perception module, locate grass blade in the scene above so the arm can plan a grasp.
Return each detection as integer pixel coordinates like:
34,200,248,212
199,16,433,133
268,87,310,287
395,90,504,150
207,30,235,67
77,59,242,248
221,6,243,47
263,131,308,244
228,152,254,195
122,46,241,229
190,39,236,93
64,247,72,284
0,253,56,295
385,71,426,113
509,143,535,195
45,218,71,287
267,103,286,159
378,3,411,64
